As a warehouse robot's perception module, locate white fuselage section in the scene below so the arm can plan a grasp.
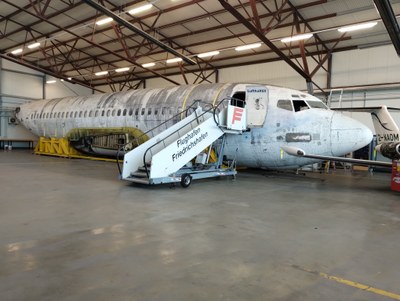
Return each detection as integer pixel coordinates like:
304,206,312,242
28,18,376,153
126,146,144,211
17,83,373,169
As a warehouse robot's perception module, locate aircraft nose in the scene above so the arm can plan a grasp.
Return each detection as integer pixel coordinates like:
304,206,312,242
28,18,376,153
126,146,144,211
330,112,373,156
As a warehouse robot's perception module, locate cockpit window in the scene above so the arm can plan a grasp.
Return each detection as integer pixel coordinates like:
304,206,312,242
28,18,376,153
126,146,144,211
293,100,309,112
277,99,293,111
306,100,328,110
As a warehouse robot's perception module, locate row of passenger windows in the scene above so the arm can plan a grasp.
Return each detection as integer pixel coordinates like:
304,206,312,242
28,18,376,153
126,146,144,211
30,107,180,120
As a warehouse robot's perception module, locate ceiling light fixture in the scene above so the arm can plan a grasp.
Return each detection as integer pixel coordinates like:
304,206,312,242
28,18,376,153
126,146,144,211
197,50,220,58
281,33,313,43
95,71,108,76
115,67,130,72
166,57,183,64
46,80,56,84
28,42,41,49
96,17,113,26
338,21,378,32
129,3,153,15
142,62,156,68
235,43,262,51
11,48,23,55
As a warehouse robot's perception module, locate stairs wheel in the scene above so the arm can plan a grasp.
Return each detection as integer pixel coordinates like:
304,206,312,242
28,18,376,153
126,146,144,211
181,174,192,188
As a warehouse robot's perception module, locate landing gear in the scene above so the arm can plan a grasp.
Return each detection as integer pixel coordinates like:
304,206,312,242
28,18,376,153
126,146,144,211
180,174,192,188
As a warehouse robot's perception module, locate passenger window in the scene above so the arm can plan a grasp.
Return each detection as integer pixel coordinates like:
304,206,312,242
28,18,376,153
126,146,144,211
154,108,158,115
117,109,121,116
107,110,111,117
95,110,99,117
148,108,152,115
277,99,293,111
161,107,166,115
123,109,127,116
84,111,87,118
89,111,93,117
65,112,69,118
101,110,105,117
112,110,116,117
293,100,309,112
61,112,65,118
129,109,133,116
74,111,78,118
141,108,145,115
79,111,82,118
135,108,139,116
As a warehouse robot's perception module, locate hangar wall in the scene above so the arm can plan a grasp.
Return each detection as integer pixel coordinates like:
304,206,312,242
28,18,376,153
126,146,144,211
0,58,92,140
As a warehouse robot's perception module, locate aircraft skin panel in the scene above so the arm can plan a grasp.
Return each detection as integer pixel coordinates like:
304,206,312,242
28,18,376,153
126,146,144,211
16,83,373,170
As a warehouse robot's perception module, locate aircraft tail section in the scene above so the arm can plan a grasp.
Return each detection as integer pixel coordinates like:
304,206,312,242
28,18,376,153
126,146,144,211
370,106,400,144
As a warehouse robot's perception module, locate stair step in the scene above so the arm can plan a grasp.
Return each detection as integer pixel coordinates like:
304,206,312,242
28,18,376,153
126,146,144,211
131,171,149,178
126,177,150,185
138,166,150,172
222,129,243,134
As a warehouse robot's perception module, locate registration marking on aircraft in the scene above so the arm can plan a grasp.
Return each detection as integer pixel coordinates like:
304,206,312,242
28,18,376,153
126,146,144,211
291,264,400,300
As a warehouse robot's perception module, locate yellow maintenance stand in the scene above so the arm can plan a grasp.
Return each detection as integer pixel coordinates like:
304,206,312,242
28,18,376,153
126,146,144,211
34,137,117,162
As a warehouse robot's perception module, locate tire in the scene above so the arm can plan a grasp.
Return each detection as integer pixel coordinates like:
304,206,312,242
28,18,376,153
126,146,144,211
180,174,192,188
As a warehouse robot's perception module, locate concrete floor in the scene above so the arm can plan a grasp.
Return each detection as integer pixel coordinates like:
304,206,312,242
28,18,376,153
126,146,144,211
0,150,399,301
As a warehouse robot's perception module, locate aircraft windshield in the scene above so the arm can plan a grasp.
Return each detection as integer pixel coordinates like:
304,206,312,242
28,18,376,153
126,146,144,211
306,100,328,110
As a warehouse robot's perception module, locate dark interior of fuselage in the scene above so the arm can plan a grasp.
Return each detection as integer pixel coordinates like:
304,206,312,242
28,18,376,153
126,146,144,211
231,91,246,108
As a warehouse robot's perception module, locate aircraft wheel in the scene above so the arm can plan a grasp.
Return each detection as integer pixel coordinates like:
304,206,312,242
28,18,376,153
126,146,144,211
181,174,192,188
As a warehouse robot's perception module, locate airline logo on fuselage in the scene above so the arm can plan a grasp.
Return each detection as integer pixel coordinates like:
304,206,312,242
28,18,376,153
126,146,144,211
247,88,267,93
232,107,244,124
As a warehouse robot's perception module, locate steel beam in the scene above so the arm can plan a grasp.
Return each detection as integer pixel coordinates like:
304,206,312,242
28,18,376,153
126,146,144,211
373,0,400,56
218,0,310,80
82,0,196,65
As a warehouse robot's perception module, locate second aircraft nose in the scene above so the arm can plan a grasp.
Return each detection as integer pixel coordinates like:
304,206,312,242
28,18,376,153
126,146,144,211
330,112,373,156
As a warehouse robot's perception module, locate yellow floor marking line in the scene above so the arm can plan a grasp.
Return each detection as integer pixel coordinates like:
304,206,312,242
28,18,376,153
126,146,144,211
291,265,400,300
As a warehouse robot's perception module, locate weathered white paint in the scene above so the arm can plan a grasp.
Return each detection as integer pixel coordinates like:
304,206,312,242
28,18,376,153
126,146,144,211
17,83,372,169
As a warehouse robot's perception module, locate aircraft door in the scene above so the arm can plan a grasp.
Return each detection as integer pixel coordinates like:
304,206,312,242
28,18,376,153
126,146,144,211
245,86,268,128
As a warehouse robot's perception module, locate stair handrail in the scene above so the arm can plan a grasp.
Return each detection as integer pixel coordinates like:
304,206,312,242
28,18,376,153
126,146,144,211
116,100,203,176
142,100,228,178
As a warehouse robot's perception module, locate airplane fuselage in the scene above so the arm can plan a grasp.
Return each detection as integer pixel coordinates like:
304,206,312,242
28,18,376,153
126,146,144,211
16,83,373,169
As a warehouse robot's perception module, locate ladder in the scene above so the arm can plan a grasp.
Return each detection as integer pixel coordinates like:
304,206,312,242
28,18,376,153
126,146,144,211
120,100,245,187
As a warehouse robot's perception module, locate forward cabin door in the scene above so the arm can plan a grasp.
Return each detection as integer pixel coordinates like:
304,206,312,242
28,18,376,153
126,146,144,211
245,86,269,128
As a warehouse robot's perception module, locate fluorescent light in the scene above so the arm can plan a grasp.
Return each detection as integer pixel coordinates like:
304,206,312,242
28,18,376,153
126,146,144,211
129,3,153,15
11,48,23,55
46,80,56,84
281,33,313,43
95,71,108,76
235,43,262,51
166,57,183,64
115,67,130,72
142,62,156,68
28,42,40,49
338,21,378,33
67,77,72,80
96,17,113,26
197,50,220,58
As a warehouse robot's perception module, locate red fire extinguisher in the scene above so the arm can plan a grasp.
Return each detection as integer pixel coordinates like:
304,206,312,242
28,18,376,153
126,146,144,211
391,161,400,192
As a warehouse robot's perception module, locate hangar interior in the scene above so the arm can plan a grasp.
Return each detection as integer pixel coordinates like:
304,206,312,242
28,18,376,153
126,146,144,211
0,1,400,300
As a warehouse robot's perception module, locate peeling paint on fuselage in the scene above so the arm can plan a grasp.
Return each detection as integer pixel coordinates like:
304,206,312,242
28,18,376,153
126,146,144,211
17,83,372,169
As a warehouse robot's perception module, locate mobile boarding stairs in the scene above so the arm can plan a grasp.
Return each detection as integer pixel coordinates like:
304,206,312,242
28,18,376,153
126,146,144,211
119,99,247,187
